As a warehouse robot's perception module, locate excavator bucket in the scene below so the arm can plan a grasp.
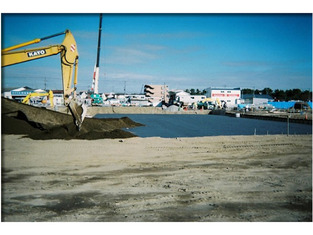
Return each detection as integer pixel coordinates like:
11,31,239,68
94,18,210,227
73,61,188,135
68,100,87,130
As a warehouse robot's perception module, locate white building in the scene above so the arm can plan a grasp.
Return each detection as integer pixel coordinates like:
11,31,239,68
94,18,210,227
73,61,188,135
125,94,151,106
241,94,274,109
2,86,47,102
205,87,241,108
51,90,64,106
175,90,206,106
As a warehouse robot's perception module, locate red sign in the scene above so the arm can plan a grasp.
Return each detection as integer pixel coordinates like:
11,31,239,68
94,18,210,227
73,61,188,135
212,93,225,97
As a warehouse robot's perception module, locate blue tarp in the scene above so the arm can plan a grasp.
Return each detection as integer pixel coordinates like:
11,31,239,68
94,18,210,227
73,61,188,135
308,102,312,108
268,101,295,109
237,104,247,109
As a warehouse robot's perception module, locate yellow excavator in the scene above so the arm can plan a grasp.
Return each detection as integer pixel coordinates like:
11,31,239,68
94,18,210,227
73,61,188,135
2,29,86,130
197,97,223,110
22,90,54,107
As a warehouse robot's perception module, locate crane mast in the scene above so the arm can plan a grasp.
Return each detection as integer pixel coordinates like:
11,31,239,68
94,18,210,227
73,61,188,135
91,13,103,94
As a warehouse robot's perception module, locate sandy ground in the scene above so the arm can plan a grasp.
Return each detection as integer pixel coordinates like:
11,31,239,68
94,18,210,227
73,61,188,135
1,134,312,222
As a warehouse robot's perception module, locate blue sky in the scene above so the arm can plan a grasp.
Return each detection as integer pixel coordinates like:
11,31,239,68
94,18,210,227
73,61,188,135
1,13,312,93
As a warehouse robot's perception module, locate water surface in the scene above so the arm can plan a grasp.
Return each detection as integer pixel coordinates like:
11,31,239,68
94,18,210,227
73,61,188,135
95,114,312,138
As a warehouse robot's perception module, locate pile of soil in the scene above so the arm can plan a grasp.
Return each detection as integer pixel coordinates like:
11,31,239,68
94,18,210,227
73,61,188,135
1,98,143,140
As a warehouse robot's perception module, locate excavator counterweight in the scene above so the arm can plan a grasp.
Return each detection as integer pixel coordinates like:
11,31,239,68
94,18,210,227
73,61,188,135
2,30,86,130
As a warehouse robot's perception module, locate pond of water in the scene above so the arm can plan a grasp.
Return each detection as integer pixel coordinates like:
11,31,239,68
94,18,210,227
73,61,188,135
95,114,312,138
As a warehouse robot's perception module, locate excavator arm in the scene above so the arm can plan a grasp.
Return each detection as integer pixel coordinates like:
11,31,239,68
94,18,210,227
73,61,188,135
2,30,86,130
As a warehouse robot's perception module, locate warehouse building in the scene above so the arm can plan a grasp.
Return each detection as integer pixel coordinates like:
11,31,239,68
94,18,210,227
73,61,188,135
205,87,241,108
174,90,206,107
242,94,274,106
2,86,45,102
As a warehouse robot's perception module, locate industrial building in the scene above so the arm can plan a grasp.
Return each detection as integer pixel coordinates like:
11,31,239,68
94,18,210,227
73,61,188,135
174,90,206,106
205,87,241,108
2,86,38,102
242,94,274,106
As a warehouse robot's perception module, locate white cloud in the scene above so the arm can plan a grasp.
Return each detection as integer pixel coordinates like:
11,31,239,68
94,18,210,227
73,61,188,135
129,31,209,40
106,44,165,65
108,72,156,80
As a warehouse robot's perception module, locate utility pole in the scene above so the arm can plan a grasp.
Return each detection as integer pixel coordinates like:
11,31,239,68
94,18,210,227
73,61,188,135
163,82,166,103
287,114,290,136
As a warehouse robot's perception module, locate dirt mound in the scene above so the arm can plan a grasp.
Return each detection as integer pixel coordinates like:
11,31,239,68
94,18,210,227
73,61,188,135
1,98,143,140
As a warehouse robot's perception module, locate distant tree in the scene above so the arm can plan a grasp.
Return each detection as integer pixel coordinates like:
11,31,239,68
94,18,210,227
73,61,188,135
286,89,294,101
284,89,302,101
273,89,286,101
184,88,208,95
241,89,254,95
240,87,311,101
254,89,262,95
292,89,302,101
300,90,312,101
261,87,273,96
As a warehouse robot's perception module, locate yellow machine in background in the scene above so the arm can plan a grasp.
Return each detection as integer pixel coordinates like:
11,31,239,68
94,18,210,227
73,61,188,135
22,90,54,107
197,97,223,110
2,30,86,130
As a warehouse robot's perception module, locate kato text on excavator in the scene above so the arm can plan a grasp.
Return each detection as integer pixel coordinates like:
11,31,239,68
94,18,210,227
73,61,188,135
1,29,87,130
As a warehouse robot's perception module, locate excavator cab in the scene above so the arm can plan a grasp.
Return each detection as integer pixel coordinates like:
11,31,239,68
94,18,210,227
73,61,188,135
2,30,86,130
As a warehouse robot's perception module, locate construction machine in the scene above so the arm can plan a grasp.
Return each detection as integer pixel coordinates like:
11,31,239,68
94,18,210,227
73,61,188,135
197,97,222,110
2,30,86,130
90,93,103,106
22,90,54,107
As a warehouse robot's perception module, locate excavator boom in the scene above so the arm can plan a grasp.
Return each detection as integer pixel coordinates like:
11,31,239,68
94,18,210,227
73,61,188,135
1,30,86,130
2,45,62,67
22,90,54,107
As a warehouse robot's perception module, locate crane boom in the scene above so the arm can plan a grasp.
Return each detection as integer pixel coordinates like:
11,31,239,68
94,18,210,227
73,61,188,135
91,13,103,94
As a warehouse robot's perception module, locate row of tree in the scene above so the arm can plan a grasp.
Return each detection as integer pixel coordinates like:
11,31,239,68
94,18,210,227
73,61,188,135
241,88,312,101
184,88,312,102
184,89,207,95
